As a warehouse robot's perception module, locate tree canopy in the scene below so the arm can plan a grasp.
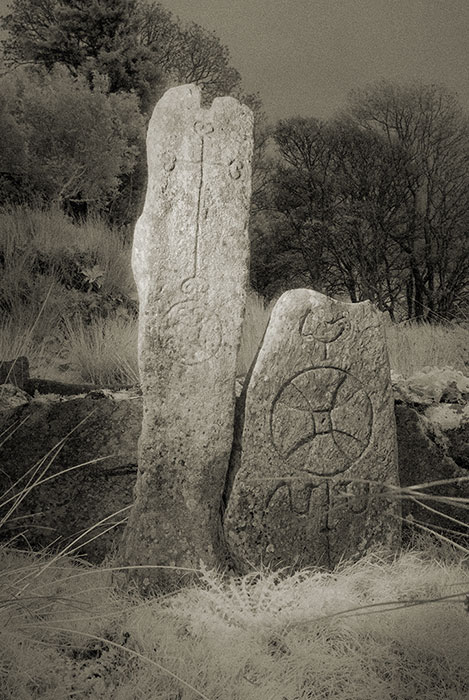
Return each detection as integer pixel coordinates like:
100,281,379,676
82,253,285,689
1,0,243,110
1,5,466,320
0,66,145,210
0,0,256,221
252,81,468,321
346,81,469,319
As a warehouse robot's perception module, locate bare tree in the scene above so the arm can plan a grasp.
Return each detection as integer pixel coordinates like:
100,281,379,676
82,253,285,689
346,80,469,320
255,117,409,315
256,83,468,320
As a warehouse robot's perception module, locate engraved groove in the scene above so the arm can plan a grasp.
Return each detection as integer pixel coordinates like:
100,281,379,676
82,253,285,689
300,311,351,344
229,159,243,179
270,367,373,471
157,120,218,366
330,431,356,462
193,130,205,277
266,481,319,516
288,381,317,414
332,429,368,447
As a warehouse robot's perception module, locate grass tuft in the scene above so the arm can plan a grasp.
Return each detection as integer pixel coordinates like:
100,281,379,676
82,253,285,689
237,289,274,377
1,534,468,699
1,205,468,697
62,314,138,387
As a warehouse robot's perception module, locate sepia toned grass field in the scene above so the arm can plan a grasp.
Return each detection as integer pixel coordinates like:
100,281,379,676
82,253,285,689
1,409,468,700
1,489,468,699
1,205,468,698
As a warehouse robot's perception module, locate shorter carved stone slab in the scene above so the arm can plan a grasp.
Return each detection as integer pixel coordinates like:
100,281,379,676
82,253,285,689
224,289,401,572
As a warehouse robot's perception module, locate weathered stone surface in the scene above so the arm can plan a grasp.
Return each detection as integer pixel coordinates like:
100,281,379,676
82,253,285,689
1,356,101,397
224,289,401,572
0,356,30,391
395,405,468,543
26,377,99,396
423,403,469,472
391,367,469,405
0,383,31,411
0,390,141,562
121,85,253,590
445,419,469,470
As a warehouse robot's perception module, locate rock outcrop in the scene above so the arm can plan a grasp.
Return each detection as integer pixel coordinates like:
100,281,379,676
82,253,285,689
396,404,469,543
1,380,466,565
0,388,141,562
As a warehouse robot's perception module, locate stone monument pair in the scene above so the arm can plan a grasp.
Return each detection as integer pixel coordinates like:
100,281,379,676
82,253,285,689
121,85,400,591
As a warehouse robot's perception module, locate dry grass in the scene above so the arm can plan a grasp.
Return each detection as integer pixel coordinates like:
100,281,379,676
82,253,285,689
0,314,49,372
1,277,469,697
1,208,468,697
237,289,273,377
62,314,138,387
1,528,468,699
238,294,468,381
65,286,274,385
2,206,466,387
384,320,468,377
0,205,136,302
0,205,137,384
0,406,468,699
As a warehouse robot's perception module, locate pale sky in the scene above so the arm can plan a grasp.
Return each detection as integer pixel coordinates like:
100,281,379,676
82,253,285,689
1,0,468,120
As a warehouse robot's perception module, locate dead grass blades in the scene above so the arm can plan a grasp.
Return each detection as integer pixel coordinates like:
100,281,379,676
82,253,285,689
1,416,468,700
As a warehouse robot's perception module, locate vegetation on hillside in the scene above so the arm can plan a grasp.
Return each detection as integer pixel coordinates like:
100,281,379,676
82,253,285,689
1,542,468,698
0,0,261,225
2,2,466,322
0,206,137,384
0,206,466,384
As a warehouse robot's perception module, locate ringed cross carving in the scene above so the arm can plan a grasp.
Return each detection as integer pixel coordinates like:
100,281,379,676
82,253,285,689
270,367,373,474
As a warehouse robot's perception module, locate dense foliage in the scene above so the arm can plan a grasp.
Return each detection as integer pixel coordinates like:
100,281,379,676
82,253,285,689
1,0,243,107
0,67,145,211
0,0,249,222
251,82,469,320
1,3,467,320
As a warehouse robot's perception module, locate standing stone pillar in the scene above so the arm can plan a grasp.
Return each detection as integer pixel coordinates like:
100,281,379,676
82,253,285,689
121,85,253,591
224,289,401,573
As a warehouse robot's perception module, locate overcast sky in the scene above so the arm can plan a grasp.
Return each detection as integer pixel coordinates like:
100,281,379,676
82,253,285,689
1,0,467,121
